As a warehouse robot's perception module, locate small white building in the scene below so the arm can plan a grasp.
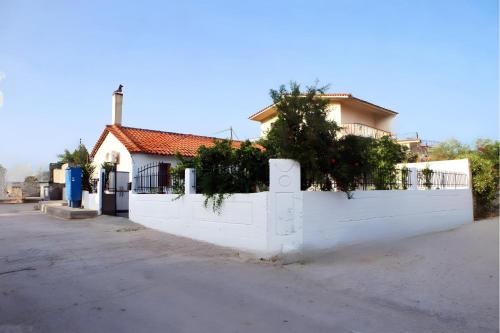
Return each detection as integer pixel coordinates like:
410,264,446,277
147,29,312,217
90,87,243,185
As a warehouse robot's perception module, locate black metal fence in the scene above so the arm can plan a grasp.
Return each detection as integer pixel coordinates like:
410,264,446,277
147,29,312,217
309,168,468,192
90,178,99,193
356,168,412,190
132,162,468,194
134,162,184,194
417,170,468,189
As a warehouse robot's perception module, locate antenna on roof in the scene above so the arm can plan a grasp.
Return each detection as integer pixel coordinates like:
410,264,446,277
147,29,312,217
213,126,238,141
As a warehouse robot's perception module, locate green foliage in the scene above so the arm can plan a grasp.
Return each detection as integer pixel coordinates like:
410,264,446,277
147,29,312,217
429,138,499,216
330,135,372,197
400,166,410,190
368,136,407,190
465,153,497,213
170,163,187,196
429,138,470,160
261,81,340,190
24,175,38,184
100,162,114,189
331,135,406,196
475,139,499,176
58,144,95,192
421,166,434,190
174,139,268,212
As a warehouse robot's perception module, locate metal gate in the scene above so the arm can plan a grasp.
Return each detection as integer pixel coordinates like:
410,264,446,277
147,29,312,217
102,170,129,217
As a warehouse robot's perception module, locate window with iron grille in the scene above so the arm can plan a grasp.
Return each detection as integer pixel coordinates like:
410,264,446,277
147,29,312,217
134,162,183,194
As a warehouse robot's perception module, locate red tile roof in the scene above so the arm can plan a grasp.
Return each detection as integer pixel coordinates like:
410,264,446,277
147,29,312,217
90,125,246,158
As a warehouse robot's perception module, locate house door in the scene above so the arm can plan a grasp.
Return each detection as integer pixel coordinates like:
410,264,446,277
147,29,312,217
102,170,129,217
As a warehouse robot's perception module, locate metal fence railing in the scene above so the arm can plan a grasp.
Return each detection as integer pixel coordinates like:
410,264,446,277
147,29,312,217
416,170,468,190
341,123,392,139
133,162,184,194
357,168,412,190
90,178,99,193
308,168,468,192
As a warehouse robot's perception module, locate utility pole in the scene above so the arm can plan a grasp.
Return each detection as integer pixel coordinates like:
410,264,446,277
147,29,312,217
213,127,238,141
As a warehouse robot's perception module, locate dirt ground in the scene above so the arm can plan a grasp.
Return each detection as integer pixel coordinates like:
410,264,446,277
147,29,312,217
0,203,498,332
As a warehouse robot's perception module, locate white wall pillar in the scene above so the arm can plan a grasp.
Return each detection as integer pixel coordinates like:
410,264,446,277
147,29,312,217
268,159,303,254
185,168,196,195
409,168,418,190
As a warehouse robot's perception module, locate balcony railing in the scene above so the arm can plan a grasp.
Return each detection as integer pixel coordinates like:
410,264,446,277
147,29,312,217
340,123,391,139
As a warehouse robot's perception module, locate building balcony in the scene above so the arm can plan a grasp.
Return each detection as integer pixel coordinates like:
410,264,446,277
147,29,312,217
340,123,392,139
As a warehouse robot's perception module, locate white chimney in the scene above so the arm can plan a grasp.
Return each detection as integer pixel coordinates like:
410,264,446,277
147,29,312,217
112,84,123,126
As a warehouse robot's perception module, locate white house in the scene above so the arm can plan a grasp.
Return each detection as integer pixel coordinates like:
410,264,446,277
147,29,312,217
90,87,244,185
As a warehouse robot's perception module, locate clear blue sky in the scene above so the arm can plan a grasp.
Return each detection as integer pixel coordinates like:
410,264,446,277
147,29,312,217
0,0,498,179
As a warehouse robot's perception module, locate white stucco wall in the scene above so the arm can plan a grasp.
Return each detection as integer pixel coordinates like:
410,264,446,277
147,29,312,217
259,116,278,136
130,192,270,254
326,103,342,124
340,103,378,127
401,158,470,174
82,190,100,212
301,190,473,252
92,132,133,179
129,159,474,258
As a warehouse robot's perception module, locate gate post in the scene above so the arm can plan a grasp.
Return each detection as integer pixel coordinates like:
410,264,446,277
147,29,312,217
185,168,196,195
98,168,105,215
409,167,418,190
268,159,303,255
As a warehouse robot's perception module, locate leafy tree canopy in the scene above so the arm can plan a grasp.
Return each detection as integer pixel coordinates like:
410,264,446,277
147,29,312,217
261,81,340,190
429,138,470,160
58,144,95,192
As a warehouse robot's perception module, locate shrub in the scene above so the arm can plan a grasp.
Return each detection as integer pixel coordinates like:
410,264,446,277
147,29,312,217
368,136,407,190
174,139,268,212
421,166,434,190
465,153,497,215
330,135,372,198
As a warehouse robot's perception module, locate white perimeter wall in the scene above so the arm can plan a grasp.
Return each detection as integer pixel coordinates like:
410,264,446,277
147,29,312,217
401,158,470,174
130,192,270,255
301,189,473,251
82,190,100,212
129,159,474,258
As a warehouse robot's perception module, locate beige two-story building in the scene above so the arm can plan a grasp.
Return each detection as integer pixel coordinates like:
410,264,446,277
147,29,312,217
249,93,398,139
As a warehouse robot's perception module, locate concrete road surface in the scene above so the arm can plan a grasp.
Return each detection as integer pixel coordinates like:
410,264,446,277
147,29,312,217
0,203,498,332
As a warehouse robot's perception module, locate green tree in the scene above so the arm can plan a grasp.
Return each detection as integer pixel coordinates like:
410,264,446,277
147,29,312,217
475,139,499,175
261,82,340,190
58,144,95,192
331,135,373,197
429,138,499,216
429,138,470,160
331,135,406,195
369,136,407,190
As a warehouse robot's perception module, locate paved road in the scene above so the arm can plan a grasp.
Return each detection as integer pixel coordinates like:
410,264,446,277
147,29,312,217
0,204,498,332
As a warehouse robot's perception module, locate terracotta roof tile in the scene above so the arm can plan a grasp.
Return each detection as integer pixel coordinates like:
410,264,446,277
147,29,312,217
90,125,247,158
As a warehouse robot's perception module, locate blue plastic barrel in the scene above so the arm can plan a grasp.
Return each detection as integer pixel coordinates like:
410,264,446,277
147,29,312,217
65,167,82,208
